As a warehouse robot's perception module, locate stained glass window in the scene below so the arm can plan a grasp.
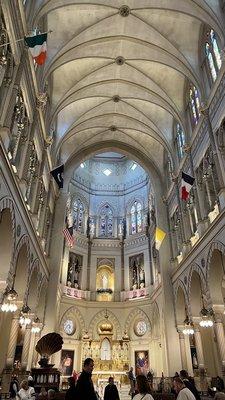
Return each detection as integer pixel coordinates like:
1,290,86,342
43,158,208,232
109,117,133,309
189,85,200,126
205,29,221,82
99,204,113,237
130,201,142,234
73,199,84,233
205,43,217,81
210,29,221,70
175,123,185,159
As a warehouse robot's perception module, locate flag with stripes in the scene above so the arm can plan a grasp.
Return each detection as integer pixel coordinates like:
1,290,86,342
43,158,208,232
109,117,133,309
25,33,47,65
181,171,195,201
63,211,74,247
62,227,74,248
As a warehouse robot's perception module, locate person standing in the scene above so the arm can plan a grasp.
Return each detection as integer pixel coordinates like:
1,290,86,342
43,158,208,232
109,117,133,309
17,380,35,400
75,357,98,400
133,375,153,400
173,377,196,400
104,377,120,400
128,367,136,396
179,370,200,400
65,377,76,400
9,376,19,400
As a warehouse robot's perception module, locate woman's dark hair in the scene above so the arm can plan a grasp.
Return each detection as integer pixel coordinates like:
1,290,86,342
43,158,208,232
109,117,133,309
136,375,151,394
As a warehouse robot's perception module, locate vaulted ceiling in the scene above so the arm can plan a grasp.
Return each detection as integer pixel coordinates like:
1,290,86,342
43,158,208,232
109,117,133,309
33,1,224,177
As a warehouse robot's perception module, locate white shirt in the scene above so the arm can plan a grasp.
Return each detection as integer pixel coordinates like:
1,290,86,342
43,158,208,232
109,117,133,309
133,394,154,400
177,387,196,400
18,387,35,400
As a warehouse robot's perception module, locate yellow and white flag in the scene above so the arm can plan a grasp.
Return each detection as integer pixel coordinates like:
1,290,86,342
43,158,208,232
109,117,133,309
155,227,166,250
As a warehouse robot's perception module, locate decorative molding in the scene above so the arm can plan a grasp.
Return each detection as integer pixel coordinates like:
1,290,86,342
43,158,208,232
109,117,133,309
88,309,122,340
124,308,151,337
59,305,86,339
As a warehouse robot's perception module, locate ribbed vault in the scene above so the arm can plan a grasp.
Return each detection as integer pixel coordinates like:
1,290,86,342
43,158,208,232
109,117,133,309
32,0,224,177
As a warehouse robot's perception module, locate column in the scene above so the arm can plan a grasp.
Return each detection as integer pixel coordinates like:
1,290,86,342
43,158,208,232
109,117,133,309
178,331,188,370
120,239,125,290
194,327,205,371
87,238,92,291
21,325,32,371
201,107,225,209
155,194,182,375
31,331,42,367
214,316,225,374
43,193,68,333
5,316,19,368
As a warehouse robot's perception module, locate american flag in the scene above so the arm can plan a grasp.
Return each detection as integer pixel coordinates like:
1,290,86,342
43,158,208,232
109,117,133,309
62,227,74,247
63,211,75,247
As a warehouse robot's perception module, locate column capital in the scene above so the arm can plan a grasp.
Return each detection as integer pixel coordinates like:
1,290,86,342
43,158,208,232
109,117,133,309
183,143,191,154
199,103,209,117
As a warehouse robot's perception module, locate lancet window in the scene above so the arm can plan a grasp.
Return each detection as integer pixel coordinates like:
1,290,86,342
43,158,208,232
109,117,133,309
73,199,85,233
205,29,221,83
130,201,143,234
189,84,201,127
99,204,113,237
174,122,185,160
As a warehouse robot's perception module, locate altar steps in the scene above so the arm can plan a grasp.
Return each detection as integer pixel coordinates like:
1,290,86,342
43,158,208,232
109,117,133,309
118,384,131,400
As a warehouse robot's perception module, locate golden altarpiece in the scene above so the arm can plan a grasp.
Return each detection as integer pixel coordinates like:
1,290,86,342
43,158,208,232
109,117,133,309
82,313,130,385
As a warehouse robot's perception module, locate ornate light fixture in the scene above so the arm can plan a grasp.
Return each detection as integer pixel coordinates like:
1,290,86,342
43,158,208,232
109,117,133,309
19,304,31,326
31,317,42,334
1,287,18,312
182,316,194,335
199,306,213,327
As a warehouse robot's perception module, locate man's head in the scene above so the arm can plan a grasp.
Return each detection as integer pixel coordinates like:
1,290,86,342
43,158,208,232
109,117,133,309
48,389,56,400
130,367,133,372
108,377,114,385
173,377,185,394
180,370,188,379
83,357,94,374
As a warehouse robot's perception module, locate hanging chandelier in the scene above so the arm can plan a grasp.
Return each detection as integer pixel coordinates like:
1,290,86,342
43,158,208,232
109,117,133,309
1,287,18,312
19,304,31,326
31,317,41,333
199,306,214,327
182,317,194,335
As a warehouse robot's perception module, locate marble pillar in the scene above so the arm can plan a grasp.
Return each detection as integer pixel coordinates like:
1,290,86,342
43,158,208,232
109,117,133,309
214,317,225,374
5,316,19,368
194,328,205,371
21,325,32,371
178,331,188,370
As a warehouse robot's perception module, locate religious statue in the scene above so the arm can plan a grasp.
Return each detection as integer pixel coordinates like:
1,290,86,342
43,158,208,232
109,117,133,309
101,272,108,289
67,253,81,288
132,261,138,289
139,265,145,288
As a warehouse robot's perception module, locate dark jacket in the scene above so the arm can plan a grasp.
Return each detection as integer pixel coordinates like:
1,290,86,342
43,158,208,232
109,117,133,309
183,379,201,400
65,385,77,400
104,384,120,400
75,370,97,400
9,379,19,398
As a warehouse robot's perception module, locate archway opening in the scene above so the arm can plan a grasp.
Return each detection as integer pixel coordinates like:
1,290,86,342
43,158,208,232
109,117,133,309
27,267,39,312
176,286,187,325
208,250,225,306
0,208,13,290
14,243,29,302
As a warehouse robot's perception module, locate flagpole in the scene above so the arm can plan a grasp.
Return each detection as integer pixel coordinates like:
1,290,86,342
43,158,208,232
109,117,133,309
183,144,202,223
173,175,187,245
162,197,176,263
0,30,53,49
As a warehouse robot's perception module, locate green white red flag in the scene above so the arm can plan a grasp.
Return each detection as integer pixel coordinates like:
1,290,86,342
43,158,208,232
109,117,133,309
25,33,47,65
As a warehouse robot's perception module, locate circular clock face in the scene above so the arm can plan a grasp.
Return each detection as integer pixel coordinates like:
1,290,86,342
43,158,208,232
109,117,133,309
135,320,147,336
63,319,75,335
